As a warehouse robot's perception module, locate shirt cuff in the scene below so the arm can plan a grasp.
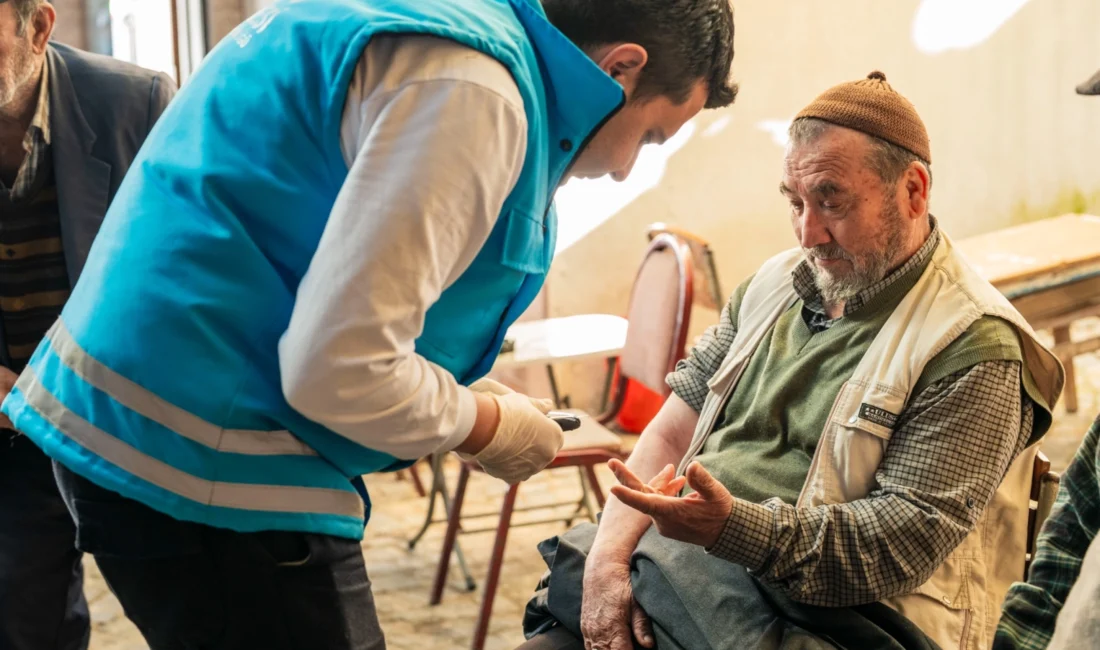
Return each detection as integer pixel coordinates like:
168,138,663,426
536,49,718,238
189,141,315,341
705,497,775,571
666,367,707,413
438,386,479,454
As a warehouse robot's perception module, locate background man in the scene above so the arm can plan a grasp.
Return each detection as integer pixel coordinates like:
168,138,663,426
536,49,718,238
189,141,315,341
523,72,1062,650
0,1,737,648
0,2,175,649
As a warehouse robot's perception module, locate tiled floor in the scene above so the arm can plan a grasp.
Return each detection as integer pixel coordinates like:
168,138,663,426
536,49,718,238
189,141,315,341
86,320,1100,650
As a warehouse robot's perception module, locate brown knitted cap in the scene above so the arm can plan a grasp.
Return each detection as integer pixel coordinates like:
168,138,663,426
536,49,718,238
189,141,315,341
794,71,931,163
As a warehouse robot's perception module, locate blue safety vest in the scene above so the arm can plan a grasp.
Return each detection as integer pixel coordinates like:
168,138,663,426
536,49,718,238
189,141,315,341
3,0,623,540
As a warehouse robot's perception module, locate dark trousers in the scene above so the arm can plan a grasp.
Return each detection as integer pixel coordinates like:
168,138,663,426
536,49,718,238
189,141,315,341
0,432,89,650
515,627,586,650
524,523,940,650
53,463,387,650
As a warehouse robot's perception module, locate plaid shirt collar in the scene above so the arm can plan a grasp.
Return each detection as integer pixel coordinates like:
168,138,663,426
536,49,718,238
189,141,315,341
5,57,51,200
794,216,940,330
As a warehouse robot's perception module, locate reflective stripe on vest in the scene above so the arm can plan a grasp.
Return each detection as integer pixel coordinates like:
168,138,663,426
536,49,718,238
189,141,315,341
17,365,364,519
44,320,317,456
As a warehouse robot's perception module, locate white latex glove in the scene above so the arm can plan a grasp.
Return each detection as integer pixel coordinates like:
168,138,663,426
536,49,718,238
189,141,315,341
468,377,519,397
461,381,563,484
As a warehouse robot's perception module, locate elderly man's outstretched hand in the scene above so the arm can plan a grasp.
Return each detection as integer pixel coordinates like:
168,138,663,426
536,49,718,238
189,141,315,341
581,464,684,650
608,460,733,549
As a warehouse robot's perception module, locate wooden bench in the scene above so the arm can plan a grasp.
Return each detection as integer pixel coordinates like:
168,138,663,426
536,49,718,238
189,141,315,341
958,214,1100,413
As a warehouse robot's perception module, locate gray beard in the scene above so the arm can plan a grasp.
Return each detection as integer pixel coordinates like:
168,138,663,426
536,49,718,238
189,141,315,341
807,204,907,306
0,40,37,113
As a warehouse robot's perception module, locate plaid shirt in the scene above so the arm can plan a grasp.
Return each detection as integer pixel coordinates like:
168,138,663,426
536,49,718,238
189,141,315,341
2,59,51,201
995,415,1100,649
668,222,1035,606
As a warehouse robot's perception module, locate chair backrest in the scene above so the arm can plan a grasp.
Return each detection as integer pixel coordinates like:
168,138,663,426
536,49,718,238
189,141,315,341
646,223,723,311
1026,450,1062,575
617,234,695,397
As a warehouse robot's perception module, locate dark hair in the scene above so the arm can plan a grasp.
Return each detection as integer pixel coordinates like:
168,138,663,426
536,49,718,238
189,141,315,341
7,0,44,35
543,0,738,109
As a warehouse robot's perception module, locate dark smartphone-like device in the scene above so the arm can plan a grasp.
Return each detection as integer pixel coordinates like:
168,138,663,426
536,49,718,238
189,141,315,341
548,411,581,432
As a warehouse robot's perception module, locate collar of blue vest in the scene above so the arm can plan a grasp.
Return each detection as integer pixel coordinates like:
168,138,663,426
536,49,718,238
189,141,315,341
509,0,625,141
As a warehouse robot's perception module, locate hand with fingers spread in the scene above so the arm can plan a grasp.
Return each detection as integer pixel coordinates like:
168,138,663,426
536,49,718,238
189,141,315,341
580,464,685,650
608,460,733,549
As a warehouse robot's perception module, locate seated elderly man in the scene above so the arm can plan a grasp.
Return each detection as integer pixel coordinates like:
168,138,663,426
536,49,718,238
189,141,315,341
520,72,1064,650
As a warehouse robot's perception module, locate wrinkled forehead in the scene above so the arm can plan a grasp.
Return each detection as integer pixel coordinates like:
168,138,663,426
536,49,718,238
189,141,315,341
782,127,876,193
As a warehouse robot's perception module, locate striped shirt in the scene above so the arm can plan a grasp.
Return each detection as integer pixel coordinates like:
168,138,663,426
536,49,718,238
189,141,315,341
0,58,70,371
3,59,51,201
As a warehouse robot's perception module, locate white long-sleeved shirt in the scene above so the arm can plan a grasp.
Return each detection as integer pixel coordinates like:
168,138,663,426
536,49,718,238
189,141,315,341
278,35,528,461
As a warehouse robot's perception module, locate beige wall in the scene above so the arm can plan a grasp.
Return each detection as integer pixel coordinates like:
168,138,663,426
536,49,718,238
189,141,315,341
50,0,87,48
550,0,1100,407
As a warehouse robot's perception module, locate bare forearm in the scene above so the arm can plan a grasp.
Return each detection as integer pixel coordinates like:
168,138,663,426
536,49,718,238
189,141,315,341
591,395,698,560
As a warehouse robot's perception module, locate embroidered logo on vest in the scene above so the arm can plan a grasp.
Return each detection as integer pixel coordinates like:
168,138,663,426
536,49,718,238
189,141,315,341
858,403,899,429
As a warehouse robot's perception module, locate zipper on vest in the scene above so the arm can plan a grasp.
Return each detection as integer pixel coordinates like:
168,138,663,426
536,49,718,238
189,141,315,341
957,609,972,650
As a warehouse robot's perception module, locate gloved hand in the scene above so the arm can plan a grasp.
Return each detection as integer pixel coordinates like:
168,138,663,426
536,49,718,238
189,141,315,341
462,379,563,484
468,377,524,397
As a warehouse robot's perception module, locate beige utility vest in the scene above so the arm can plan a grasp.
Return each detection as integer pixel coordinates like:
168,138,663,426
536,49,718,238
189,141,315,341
679,233,1063,650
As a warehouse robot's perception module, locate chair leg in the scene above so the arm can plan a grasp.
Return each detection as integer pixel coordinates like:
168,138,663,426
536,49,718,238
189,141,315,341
546,364,563,407
471,483,519,650
1053,326,1078,414
407,461,427,498
409,454,445,551
439,469,477,592
430,463,470,605
584,464,606,510
600,357,618,413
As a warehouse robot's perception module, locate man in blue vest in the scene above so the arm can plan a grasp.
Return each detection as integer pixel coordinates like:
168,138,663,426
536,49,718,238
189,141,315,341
0,0,737,647
0,2,176,649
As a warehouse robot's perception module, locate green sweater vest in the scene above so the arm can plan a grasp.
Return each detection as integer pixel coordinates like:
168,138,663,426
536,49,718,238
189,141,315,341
695,257,1027,506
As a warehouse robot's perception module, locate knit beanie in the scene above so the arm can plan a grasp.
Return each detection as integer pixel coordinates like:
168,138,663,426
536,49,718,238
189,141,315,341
795,71,931,163
1077,68,1100,96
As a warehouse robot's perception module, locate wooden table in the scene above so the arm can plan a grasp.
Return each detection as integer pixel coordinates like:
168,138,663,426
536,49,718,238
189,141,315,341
958,214,1100,413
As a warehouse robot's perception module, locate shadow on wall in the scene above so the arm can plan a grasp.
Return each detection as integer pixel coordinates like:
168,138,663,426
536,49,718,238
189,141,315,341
549,0,1100,409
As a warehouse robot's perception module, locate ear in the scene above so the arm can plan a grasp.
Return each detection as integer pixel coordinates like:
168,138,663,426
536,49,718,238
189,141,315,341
29,3,57,54
901,161,931,221
594,43,648,100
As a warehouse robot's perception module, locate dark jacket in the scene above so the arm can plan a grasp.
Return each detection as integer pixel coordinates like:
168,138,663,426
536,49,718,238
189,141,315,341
47,42,176,283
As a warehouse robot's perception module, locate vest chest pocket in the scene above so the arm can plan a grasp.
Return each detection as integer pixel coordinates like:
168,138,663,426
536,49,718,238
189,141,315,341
416,208,550,375
808,382,903,505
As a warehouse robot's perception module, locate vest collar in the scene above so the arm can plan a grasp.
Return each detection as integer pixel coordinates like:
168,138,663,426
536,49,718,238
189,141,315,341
508,0,625,151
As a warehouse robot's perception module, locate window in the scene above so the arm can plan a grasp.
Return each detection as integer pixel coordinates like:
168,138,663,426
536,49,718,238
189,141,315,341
83,0,207,83
106,0,177,81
